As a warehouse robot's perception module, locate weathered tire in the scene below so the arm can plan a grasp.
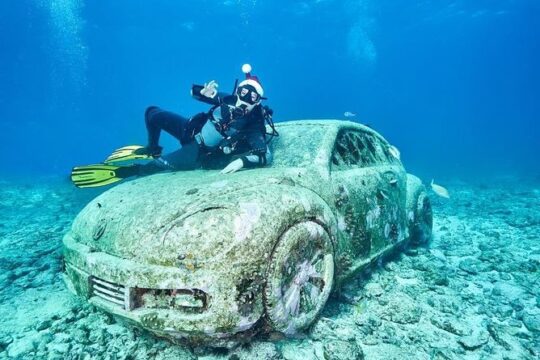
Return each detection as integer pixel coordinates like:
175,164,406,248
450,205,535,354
264,221,334,335
411,192,433,245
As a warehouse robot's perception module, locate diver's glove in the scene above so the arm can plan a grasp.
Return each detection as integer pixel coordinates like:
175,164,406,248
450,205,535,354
200,80,219,99
220,158,244,174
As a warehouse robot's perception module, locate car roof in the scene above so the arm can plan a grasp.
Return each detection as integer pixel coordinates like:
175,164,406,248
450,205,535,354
268,119,392,168
274,119,390,145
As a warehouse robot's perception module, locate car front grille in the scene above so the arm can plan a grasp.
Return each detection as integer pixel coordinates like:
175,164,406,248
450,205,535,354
88,276,208,313
90,276,128,310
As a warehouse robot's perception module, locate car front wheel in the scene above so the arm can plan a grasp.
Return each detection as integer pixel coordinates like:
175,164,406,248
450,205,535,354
264,221,334,335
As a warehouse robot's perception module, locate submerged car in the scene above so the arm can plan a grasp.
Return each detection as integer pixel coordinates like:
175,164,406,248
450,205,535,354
63,120,432,346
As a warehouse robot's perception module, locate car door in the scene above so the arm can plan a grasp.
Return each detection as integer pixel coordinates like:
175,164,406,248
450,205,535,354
360,133,408,256
330,130,406,277
330,130,378,276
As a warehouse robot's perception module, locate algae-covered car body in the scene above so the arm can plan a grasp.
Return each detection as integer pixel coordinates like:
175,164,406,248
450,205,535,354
63,120,432,346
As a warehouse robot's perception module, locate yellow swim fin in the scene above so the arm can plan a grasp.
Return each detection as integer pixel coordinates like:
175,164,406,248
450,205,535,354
71,164,138,188
104,145,158,164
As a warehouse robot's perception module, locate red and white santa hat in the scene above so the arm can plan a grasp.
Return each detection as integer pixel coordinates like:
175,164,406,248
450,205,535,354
239,63,264,97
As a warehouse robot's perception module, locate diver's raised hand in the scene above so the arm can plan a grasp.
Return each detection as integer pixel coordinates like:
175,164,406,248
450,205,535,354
220,158,244,174
200,80,218,98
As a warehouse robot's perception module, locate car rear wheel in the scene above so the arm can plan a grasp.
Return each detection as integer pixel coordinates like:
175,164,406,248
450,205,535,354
264,221,334,335
411,192,433,245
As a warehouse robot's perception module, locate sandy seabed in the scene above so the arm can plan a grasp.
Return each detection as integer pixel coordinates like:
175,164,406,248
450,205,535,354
0,176,538,360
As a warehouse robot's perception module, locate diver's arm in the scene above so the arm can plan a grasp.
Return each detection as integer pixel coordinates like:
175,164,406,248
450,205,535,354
240,119,272,168
237,132,270,169
219,137,269,174
239,147,270,168
220,151,268,174
191,81,229,106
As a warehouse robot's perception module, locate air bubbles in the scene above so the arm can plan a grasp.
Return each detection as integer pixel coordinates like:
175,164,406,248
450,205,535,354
45,0,88,91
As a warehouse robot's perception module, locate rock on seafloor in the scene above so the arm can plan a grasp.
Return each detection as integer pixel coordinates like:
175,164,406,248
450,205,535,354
0,177,539,359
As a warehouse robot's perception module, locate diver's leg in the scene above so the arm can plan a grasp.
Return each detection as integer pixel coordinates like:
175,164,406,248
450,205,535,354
159,142,201,171
144,106,189,150
137,142,201,175
135,159,170,176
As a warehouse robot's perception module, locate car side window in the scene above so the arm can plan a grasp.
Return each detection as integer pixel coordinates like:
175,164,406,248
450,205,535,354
381,143,401,164
332,131,358,168
332,130,391,169
357,133,379,165
364,133,401,165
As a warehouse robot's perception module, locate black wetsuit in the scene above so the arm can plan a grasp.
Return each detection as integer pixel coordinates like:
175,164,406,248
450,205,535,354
137,88,271,176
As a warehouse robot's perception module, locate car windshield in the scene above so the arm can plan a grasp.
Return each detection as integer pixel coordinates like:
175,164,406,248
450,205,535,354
269,123,328,168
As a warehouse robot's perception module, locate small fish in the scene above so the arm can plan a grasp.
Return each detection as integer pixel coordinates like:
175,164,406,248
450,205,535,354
431,179,450,199
344,111,356,118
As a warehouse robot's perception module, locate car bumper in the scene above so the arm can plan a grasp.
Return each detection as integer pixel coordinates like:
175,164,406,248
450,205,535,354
63,234,262,344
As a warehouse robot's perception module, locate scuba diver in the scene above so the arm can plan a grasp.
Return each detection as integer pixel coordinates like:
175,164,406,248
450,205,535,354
71,64,277,188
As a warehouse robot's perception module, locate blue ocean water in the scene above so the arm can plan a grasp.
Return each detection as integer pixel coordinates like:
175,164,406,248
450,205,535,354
1,1,540,359
1,0,539,179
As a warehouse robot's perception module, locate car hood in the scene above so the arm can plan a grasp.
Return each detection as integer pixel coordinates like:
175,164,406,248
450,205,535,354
69,167,325,267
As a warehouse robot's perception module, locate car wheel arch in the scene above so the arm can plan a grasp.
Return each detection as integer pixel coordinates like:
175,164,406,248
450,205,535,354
405,174,433,245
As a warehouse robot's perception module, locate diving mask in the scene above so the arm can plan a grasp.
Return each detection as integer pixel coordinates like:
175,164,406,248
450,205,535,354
236,85,261,105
